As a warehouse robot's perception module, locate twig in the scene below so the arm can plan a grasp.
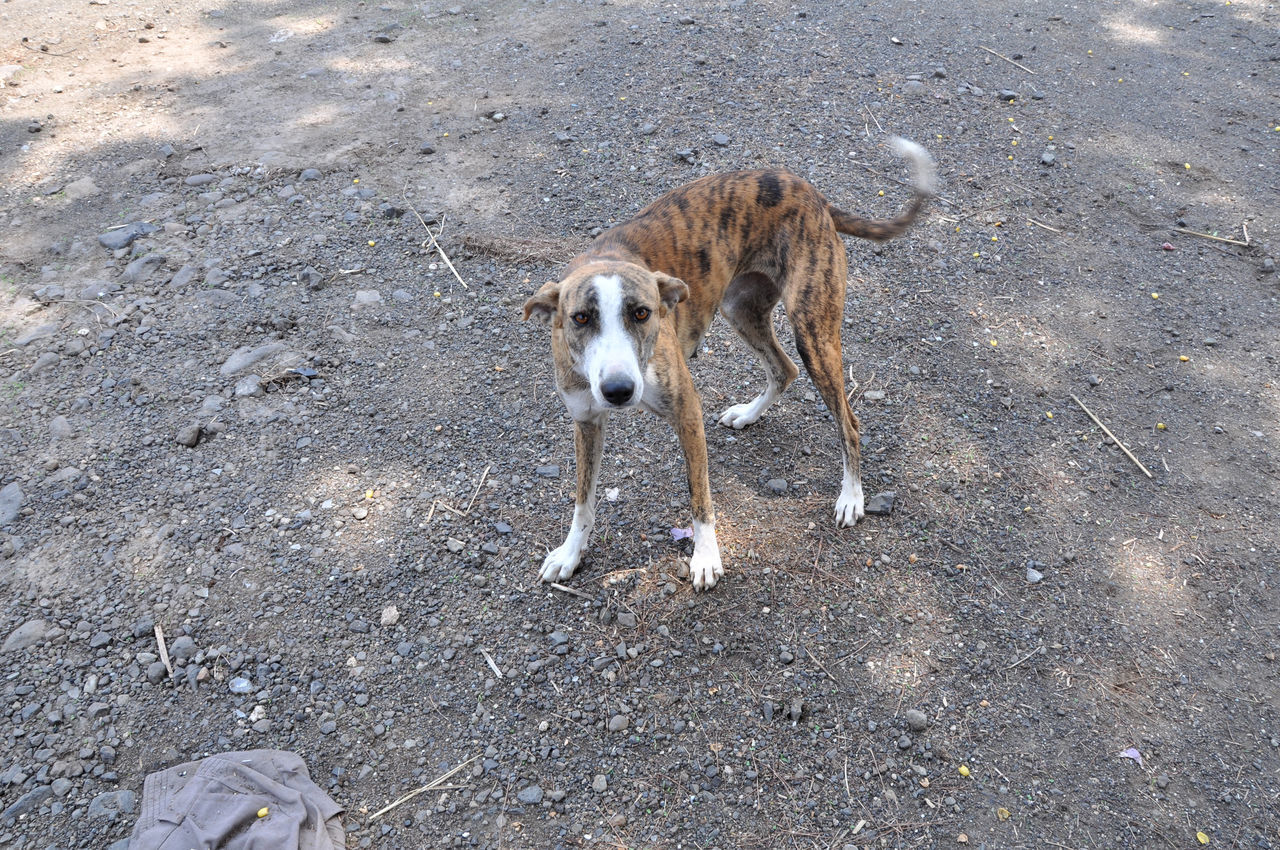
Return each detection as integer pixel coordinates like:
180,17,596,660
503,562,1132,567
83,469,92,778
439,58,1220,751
863,105,884,134
1241,222,1249,245
980,45,1036,75
154,624,173,678
1069,394,1153,479
1006,645,1043,670
1171,227,1248,247
369,755,479,821
463,465,491,513
802,644,838,682
1027,218,1062,233
479,647,503,679
407,202,469,289
548,581,594,601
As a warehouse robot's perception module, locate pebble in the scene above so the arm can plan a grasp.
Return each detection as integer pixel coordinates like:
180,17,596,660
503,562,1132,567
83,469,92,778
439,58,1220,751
234,374,265,398
146,662,168,684
495,521,513,534
97,221,158,250
0,482,26,525
352,506,369,520
897,734,913,750
535,465,560,478
49,415,74,440
318,719,337,735
169,635,197,662
1040,150,1057,166
220,341,287,376
766,478,788,494
300,168,322,181
1027,566,1045,584
419,143,436,155
639,122,657,135
607,714,629,732
905,709,928,731
381,605,400,627
997,89,1019,101
517,785,544,805
711,133,730,146
864,491,896,515
229,677,253,694
175,423,203,448
446,538,465,552
1,619,49,652
1262,258,1275,274
184,173,218,186
2,786,53,820
30,351,62,374
351,290,382,309
1156,773,1170,789
592,774,608,793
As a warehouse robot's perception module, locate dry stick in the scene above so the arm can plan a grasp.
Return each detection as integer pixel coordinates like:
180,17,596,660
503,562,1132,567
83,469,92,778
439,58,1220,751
154,624,174,678
463,465,491,513
1006,645,1043,670
980,45,1036,74
863,104,884,134
1242,222,1250,245
407,202,469,289
1171,227,1248,247
369,755,479,821
1069,394,1153,479
548,581,595,601
802,644,838,683
1027,218,1062,233
479,647,504,679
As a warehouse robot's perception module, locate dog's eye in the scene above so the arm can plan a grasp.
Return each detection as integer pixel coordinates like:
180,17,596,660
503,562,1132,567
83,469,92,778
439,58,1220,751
633,307,651,322
571,312,590,326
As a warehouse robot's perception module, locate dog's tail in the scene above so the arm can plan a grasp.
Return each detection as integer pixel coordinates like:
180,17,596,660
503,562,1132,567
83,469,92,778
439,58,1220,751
829,136,936,242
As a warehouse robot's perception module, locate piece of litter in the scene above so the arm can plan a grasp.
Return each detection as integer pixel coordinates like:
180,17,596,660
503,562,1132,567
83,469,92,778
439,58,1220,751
671,527,693,541
1120,747,1144,767
605,487,620,502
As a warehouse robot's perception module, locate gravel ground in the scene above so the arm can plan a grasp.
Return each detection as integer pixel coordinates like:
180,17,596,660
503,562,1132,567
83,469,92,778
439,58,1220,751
1,0,1278,848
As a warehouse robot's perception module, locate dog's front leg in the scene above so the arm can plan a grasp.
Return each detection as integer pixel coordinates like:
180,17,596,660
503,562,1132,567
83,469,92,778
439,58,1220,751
539,415,606,583
667,378,724,591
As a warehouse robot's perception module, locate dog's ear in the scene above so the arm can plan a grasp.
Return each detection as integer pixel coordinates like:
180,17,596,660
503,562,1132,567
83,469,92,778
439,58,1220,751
522,281,561,323
654,271,689,308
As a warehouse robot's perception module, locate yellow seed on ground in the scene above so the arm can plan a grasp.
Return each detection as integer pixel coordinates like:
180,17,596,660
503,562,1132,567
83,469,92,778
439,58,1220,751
878,190,885,196
990,339,998,347
1185,163,1191,169
1046,412,1053,419
1152,292,1159,299
365,490,375,499
959,765,971,777
1197,832,1210,845
1157,423,1166,430
1179,355,1189,362
997,807,1011,821
258,807,269,818
368,240,376,246
353,178,359,183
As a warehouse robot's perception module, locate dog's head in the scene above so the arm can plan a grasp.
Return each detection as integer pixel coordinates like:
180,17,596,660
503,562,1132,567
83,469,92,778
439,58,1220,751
523,261,688,409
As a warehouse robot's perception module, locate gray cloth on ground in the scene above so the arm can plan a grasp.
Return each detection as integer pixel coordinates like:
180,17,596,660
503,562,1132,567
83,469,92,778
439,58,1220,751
129,749,344,850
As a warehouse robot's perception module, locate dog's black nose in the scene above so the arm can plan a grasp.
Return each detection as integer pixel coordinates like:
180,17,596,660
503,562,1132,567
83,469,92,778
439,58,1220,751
601,377,635,406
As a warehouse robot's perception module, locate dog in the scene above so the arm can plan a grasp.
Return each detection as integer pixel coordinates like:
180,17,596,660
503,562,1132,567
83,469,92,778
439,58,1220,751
523,137,935,590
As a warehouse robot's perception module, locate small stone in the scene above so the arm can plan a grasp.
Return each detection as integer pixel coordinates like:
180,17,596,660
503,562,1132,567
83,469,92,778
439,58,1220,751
678,15,695,24
381,605,400,627
997,89,1018,101
49,415,74,440
2,619,49,652
220,342,287,376
905,709,928,731
300,168,322,181
592,774,608,793
788,699,804,722
1040,150,1056,166
779,649,795,664
169,635,197,662
495,521,513,534
549,630,569,647
766,478,788,494
97,221,157,250
0,482,24,525
234,375,264,398
298,266,324,290
184,173,218,186
608,714,629,732
1261,257,1275,274
348,619,369,634
87,702,111,719
517,785,544,805
639,122,657,135
146,661,168,684
535,465,559,478
445,537,465,553
1031,89,1046,100
897,734,913,750
52,777,73,797
481,541,499,555
373,32,395,43
903,79,926,95
932,66,947,79
176,423,202,448
352,506,369,520
318,719,337,735
1027,566,1045,584
865,491,896,515
711,133,730,146
419,143,436,155
30,351,62,374
351,290,382,309
762,700,775,722
229,676,253,694
1156,773,1170,789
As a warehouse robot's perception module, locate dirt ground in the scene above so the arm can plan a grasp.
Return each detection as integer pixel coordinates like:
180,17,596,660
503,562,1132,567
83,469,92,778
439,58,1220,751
1,0,1278,847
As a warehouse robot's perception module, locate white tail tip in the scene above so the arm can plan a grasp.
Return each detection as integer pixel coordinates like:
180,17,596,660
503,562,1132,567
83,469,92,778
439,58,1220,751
888,136,936,197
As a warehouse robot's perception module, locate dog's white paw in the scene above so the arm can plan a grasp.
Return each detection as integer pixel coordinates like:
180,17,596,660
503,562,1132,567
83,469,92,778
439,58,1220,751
834,487,865,527
718,401,762,430
689,545,724,591
539,542,583,583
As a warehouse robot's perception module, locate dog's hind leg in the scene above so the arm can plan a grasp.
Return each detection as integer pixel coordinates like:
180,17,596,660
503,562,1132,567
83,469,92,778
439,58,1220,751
717,273,799,429
539,415,606,582
782,250,865,527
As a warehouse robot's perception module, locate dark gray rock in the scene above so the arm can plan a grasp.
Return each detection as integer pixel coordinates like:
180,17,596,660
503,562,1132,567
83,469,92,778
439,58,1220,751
517,785,544,805
2,785,52,820
766,478,788,494
0,482,24,524
97,221,158,250
2,619,49,652
905,709,928,731
865,491,896,515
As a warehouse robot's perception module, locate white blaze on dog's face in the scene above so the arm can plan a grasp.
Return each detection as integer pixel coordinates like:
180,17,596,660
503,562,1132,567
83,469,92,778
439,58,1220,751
523,262,688,410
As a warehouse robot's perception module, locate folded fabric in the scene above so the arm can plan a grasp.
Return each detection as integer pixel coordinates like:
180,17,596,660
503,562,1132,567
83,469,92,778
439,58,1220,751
129,749,344,850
